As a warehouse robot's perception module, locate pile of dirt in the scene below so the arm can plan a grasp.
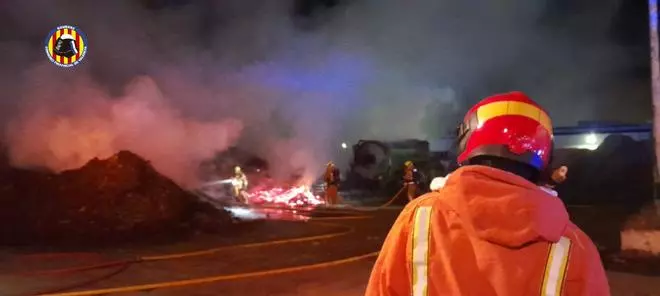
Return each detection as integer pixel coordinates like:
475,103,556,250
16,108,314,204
566,205,635,252
622,202,660,230
0,150,232,246
602,250,660,276
550,135,659,254
552,134,653,206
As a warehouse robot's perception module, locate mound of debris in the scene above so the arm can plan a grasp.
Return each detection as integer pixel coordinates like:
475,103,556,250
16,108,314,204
553,134,653,206
551,135,655,253
0,150,232,246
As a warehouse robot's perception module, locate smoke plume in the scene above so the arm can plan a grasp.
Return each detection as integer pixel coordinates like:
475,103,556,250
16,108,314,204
0,0,649,186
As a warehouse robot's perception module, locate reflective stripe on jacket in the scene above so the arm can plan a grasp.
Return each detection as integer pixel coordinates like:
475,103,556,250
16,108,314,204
365,165,609,296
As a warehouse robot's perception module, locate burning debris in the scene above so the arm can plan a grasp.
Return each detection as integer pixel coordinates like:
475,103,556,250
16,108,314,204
198,149,326,209
0,150,232,246
247,186,325,208
200,179,325,209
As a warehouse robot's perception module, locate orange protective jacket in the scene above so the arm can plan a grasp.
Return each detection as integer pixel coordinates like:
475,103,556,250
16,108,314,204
403,166,415,183
365,165,609,296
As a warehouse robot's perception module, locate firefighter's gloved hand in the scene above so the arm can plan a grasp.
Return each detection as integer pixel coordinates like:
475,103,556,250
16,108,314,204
551,166,568,184
430,174,451,191
540,186,558,197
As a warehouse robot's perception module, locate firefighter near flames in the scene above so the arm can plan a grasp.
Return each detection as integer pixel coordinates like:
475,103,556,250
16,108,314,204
324,161,340,205
402,160,419,201
231,165,249,204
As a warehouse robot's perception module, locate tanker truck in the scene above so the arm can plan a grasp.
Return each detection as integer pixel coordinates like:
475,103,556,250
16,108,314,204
343,139,444,198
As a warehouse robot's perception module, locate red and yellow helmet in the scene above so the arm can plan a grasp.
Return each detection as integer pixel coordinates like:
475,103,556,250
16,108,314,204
456,91,553,171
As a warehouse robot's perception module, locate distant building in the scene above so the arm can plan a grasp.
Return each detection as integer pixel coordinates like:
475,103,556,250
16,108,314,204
554,122,651,150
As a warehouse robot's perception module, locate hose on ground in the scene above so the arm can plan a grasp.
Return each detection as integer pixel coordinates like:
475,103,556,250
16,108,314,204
13,213,377,295
11,188,401,295
32,260,134,296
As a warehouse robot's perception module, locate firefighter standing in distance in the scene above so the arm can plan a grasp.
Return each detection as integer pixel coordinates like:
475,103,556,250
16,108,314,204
324,161,340,205
366,91,609,296
231,166,249,204
402,160,418,201
545,165,568,189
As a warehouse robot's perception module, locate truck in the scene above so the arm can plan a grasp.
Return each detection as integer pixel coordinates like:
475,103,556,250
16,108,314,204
342,139,447,199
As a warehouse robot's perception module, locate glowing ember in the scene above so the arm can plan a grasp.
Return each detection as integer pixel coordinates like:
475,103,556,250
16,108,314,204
246,185,325,208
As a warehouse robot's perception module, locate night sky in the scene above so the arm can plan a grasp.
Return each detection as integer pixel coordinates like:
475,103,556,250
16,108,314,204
149,0,652,125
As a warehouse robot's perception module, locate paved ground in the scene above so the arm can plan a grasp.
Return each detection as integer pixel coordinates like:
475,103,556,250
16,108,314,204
1,207,659,296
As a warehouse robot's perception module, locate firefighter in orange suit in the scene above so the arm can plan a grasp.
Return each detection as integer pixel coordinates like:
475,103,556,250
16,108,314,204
324,161,340,205
403,160,418,201
365,91,609,296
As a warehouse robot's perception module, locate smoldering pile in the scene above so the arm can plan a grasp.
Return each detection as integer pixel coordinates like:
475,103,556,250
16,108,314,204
552,134,655,253
553,134,653,206
0,150,232,246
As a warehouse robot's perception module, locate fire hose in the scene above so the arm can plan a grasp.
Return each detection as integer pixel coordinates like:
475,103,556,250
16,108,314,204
330,185,407,212
42,252,379,296
371,185,407,209
13,184,411,295
31,262,132,295
11,214,380,296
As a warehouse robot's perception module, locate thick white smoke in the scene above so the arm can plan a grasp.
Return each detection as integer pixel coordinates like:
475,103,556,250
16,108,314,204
5,69,242,186
0,0,649,186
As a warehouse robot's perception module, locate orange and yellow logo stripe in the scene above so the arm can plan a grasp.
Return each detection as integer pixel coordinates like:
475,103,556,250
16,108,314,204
476,100,553,133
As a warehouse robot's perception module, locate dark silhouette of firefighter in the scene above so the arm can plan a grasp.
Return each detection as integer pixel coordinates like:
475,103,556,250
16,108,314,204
54,34,78,58
324,161,340,205
543,165,568,190
403,160,419,201
231,166,249,204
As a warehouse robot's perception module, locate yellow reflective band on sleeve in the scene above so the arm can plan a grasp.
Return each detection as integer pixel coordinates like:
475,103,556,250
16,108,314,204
411,206,432,296
476,100,553,133
540,236,572,296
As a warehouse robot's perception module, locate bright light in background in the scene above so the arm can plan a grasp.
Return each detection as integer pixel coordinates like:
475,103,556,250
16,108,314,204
341,142,348,149
575,132,599,150
585,133,598,145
